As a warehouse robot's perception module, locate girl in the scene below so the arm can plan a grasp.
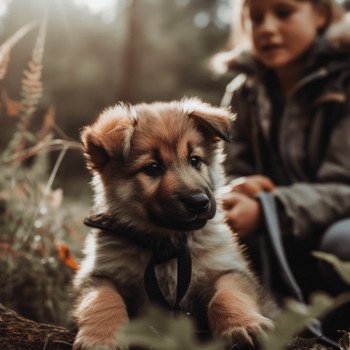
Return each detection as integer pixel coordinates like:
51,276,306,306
216,0,350,302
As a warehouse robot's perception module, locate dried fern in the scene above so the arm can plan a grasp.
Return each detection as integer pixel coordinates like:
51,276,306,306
0,139,81,165
37,105,55,141
0,17,84,327
0,22,36,80
15,12,47,154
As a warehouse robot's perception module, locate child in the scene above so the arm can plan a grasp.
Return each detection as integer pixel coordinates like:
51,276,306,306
215,0,350,300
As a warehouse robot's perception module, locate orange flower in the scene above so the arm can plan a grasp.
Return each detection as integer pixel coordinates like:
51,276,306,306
56,242,79,271
1,90,22,117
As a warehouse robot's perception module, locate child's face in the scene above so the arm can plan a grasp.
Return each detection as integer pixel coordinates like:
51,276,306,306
248,0,326,69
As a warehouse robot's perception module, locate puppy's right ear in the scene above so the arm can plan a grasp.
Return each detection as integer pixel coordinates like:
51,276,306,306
182,97,233,143
81,104,137,170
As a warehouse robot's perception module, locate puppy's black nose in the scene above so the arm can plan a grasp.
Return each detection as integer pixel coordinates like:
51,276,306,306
181,193,210,214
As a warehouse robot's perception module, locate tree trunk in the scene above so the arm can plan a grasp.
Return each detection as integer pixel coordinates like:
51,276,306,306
0,303,75,350
118,0,140,103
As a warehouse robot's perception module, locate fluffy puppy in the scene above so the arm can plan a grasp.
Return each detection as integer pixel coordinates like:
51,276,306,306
73,98,273,350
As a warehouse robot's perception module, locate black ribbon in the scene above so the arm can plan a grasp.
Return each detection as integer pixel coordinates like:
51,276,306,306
144,235,192,313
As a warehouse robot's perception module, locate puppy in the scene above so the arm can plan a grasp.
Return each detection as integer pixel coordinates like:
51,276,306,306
73,98,273,350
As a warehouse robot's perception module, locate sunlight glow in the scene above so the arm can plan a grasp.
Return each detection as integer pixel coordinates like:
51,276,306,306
0,0,9,17
194,12,210,28
73,0,118,22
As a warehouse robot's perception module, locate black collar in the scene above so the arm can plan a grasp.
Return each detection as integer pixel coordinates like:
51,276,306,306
84,213,187,264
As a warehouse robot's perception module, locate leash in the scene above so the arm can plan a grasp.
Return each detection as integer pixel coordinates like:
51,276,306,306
257,192,341,349
84,214,192,314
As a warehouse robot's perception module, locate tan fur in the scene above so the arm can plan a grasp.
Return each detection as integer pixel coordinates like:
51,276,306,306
208,273,273,346
74,284,128,350
73,98,273,349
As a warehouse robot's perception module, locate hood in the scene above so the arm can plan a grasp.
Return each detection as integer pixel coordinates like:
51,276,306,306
325,12,350,50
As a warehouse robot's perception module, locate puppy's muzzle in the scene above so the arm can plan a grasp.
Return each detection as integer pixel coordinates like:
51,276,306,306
180,193,210,214
147,191,216,231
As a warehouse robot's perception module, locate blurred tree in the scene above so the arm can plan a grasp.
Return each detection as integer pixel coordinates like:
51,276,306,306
120,0,231,103
118,0,141,102
0,0,231,192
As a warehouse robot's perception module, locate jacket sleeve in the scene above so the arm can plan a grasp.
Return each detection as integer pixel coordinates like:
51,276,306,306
222,74,257,183
274,108,350,237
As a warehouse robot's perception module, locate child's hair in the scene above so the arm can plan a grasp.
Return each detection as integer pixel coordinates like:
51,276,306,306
212,0,345,74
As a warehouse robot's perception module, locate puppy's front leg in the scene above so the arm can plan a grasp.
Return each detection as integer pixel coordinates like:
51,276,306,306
73,284,128,350
208,273,273,347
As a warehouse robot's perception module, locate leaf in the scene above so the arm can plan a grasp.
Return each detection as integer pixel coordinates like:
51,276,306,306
1,90,22,117
118,306,224,350
261,293,335,350
312,251,350,285
55,241,79,271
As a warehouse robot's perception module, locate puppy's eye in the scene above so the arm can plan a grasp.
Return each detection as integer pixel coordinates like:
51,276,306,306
190,156,202,170
143,162,163,177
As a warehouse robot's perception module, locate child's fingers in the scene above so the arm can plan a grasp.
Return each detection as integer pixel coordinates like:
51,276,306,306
251,175,276,191
230,175,276,197
221,192,247,209
233,181,262,196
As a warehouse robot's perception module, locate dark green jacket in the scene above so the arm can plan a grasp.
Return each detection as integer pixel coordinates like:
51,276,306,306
222,20,350,238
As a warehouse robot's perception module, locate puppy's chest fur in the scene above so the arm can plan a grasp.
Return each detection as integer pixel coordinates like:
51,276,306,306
79,218,245,312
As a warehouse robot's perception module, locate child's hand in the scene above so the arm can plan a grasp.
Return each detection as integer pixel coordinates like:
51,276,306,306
229,175,275,197
221,192,262,237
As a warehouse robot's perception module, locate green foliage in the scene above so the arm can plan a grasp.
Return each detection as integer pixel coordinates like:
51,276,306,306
115,250,350,350
261,293,338,350
312,251,350,286
118,307,224,350
115,293,350,350
0,150,84,326
261,250,350,350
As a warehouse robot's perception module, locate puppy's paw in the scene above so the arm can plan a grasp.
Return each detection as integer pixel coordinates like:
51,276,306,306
208,289,273,347
221,322,271,349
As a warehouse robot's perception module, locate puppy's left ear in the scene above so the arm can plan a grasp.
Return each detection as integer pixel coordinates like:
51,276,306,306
185,98,233,142
81,104,137,170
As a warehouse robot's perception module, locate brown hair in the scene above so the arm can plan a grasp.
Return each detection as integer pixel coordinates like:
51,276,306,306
211,0,345,73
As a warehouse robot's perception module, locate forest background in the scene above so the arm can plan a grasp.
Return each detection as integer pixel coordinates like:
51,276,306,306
2,1,350,349
1,0,233,198
0,0,236,332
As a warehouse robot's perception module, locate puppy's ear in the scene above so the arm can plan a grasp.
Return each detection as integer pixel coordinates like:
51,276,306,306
184,98,233,143
81,104,137,170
